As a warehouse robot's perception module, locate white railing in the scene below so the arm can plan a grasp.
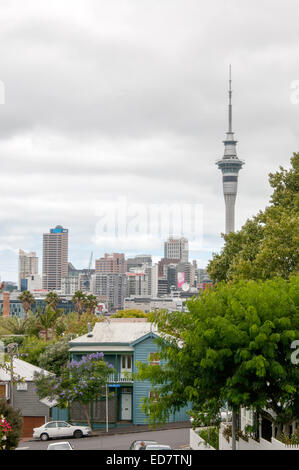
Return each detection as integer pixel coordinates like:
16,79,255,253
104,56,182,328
108,372,133,383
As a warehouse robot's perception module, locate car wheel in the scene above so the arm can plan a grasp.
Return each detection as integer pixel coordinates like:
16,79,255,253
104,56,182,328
73,430,83,439
40,433,49,441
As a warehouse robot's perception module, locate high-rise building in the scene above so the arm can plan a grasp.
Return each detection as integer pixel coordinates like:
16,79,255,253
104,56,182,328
42,225,68,291
216,67,244,233
164,237,188,263
126,255,152,272
95,253,126,274
18,249,38,290
90,273,126,311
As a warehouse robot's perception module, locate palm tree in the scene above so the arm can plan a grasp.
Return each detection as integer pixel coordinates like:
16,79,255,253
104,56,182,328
71,291,86,320
45,292,60,310
36,305,62,341
83,294,98,315
2,316,29,335
18,290,35,320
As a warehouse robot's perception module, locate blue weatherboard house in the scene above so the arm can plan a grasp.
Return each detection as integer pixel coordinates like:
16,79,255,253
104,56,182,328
68,318,190,428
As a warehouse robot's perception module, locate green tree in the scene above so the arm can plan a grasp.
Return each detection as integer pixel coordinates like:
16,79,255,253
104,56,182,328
55,311,103,337
38,337,71,376
207,153,299,282
18,291,35,320
0,400,23,450
18,336,48,367
72,291,86,320
36,305,62,341
34,352,115,430
136,276,299,437
83,294,98,315
0,313,40,338
111,309,148,318
45,292,60,311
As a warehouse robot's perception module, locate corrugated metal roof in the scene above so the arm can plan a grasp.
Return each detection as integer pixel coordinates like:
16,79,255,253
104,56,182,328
69,320,159,345
69,345,134,352
0,358,51,382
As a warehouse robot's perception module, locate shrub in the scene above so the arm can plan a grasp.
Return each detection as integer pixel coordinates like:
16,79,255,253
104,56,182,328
0,400,23,450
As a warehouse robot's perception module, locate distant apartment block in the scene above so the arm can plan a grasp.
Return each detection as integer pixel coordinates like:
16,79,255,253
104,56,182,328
90,273,126,311
95,253,126,274
20,274,42,292
42,225,68,291
164,237,189,263
126,255,152,272
18,249,38,290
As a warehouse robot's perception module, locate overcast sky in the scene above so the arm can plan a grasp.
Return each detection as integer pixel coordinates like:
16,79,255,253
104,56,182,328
0,0,298,283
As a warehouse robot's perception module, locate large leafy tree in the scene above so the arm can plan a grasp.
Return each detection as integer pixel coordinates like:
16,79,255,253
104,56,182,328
111,309,148,318
34,352,115,430
18,336,48,367
37,337,71,376
55,311,103,337
137,276,299,435
207,153,299,282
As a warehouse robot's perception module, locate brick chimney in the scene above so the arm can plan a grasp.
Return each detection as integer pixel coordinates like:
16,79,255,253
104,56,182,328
3,292,10,317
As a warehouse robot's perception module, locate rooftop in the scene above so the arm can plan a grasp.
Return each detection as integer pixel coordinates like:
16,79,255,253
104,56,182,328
69,318,158,345
0,358,51,382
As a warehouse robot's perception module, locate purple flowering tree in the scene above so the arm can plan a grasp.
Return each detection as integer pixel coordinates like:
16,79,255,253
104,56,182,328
34,352,115,430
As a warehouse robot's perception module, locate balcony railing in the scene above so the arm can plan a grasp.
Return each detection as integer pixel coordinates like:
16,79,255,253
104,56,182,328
108,372,133,383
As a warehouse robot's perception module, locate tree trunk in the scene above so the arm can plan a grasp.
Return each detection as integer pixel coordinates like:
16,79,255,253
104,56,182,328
231,410,237,450
80,402,93,433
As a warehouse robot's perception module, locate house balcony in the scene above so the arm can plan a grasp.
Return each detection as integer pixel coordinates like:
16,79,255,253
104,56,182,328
108,372,133,383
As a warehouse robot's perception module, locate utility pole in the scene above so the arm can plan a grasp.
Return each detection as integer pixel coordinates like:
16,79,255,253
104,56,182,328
6,343,18,408
231,409,237,450
106,384,109,433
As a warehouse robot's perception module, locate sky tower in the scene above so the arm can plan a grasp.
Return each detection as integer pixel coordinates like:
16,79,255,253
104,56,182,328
216,66,244,234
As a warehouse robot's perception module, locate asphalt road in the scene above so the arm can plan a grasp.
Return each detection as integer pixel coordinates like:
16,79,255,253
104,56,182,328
17,428,190,450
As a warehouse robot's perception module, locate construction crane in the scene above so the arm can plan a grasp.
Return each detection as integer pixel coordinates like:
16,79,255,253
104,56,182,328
83,252,93,291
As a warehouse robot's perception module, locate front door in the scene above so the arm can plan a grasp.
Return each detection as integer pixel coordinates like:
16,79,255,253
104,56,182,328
121,392,132,420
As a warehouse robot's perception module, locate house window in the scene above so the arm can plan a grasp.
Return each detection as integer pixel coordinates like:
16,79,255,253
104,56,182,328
149,352,160,365
149,390,159,403
121,355,132,370
17,382,28,391
0,384,8,398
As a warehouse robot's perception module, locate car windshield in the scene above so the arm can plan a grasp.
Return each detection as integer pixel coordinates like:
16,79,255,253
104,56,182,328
135,441,157,449
145,445,171,450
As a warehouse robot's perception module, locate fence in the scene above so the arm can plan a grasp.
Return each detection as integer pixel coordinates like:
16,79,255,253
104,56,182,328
190,428,216,450
219,423,299,450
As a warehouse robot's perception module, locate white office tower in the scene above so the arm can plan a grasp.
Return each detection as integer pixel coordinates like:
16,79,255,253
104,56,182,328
18,249,39,290
164,237,189,262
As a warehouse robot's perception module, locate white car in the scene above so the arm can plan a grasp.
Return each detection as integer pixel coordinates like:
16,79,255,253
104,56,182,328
33,421,91,441
47,441,73,450
144,445,172,450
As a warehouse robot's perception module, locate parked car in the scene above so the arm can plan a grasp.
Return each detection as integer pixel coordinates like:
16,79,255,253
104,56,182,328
33,421,91,441
129,440,158,450
144,444,172,450
47,441,73,450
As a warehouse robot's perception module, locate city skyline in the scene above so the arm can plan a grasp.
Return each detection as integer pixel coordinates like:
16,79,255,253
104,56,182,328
0,1,298,283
